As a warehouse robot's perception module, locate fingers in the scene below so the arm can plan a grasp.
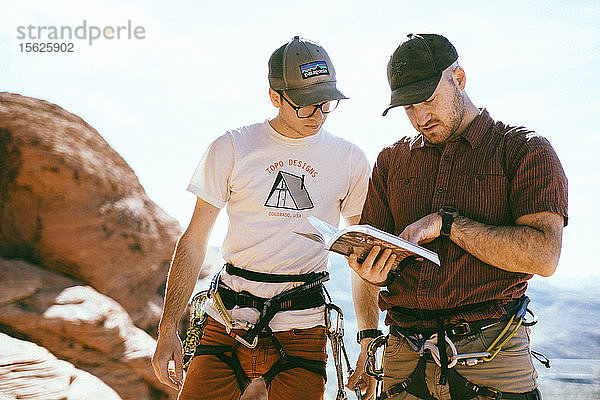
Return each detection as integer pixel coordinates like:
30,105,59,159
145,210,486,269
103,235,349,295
171,348,184,384
152,354,180,390
398,228,417,243
379,250,396,276
152,338,183,391
363,378,377,400
363,246,382,268
347,374,377,400
167,359,183,389
346,365,362,389
349,246,395,285
348,253,360,270
399,212,444,244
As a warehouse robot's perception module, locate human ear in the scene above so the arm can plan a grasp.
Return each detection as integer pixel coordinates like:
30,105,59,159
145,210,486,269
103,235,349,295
453,67,466,90
268,88,281,108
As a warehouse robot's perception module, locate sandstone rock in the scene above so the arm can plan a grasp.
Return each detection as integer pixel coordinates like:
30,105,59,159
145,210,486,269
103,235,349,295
0,92,182,332
0,333,122,400
0,258,176,400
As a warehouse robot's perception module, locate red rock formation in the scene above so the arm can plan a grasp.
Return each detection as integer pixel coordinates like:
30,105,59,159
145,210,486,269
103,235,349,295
0,332,122,400
0,258,176,399
0,92,181,332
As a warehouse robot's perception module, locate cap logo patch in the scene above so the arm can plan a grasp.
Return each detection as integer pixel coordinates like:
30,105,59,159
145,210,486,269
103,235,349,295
299,61,329,79
390,61,407,77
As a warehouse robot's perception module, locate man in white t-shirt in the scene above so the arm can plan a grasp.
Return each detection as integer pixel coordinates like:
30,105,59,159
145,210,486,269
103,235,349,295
152,36,371,400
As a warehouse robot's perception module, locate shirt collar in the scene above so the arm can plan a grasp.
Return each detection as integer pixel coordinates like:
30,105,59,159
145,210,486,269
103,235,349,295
408,108,493,150
458,108,493,149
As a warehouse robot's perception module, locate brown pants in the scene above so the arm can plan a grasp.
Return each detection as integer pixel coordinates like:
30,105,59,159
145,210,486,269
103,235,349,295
178,317,327,400
382,324,538,399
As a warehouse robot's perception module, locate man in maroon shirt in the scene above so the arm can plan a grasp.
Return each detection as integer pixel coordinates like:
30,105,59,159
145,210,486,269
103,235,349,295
347,34,568,400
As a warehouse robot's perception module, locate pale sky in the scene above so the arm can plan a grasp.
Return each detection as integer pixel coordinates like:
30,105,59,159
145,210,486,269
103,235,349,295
1,0,599,282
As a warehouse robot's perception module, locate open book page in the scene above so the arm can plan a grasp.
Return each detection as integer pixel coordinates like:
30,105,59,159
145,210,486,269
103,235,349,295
303,216,440,267
304,216,341,244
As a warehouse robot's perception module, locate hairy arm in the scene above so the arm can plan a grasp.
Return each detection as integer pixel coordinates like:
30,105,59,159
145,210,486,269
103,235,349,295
450,211,564,277
152,197,220,389
159,198,220,332
400,211,564,277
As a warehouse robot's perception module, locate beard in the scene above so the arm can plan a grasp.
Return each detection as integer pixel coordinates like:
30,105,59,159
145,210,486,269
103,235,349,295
446,81,466,139
419,81,466,144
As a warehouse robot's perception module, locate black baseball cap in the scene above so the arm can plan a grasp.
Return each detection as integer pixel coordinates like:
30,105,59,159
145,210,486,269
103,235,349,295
382,33,458,116
268,36,347,107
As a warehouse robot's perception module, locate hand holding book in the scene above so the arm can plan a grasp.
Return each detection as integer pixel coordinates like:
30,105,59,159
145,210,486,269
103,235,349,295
296,216,440,268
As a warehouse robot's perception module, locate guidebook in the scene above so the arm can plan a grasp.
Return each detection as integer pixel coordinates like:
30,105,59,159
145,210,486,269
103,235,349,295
296,216,440,267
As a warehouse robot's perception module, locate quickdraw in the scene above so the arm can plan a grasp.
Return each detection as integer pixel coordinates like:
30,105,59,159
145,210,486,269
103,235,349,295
325,302,363,400
181,290,209,369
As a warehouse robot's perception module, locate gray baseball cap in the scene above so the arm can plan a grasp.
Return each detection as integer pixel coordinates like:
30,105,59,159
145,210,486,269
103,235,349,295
268,36,347,107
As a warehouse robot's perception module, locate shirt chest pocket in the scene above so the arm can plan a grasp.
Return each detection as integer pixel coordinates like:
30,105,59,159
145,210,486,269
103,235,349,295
388,176,433,230
456,172,510,224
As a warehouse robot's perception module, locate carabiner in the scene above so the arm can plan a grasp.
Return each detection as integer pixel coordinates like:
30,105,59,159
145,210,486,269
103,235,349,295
365,335,388,378
423,333,459,368
225,327,259,348
325,303,345,337
521,307,538,327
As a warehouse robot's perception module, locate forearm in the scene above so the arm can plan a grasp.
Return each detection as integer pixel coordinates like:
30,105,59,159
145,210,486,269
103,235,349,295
451,213,563,276
351,270,380,330
158,232,208,334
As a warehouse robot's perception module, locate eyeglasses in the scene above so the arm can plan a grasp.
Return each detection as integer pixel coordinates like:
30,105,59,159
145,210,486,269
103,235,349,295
277,91,339,118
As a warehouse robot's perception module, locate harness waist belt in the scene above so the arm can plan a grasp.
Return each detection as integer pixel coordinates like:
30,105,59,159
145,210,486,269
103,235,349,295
217,284,326,312
390,297,523,338
389,297,521,321
225,262,322,283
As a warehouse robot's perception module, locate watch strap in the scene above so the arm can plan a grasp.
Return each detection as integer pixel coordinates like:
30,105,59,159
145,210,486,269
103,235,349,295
357,329,383,343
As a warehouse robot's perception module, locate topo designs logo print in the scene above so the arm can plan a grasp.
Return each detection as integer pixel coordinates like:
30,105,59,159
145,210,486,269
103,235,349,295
264,171,314,210
299,61,329,79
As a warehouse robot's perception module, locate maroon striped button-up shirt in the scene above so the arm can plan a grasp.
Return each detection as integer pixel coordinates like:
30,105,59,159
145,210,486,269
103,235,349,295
360,109,568,329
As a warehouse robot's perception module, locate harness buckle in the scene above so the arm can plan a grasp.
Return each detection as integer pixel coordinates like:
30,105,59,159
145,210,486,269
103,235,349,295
485,387,502,400
453,352,491,366
449,322,471,336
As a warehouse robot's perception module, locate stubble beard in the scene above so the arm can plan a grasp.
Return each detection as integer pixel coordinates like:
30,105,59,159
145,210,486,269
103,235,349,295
419,84,466,144
445,83,466,140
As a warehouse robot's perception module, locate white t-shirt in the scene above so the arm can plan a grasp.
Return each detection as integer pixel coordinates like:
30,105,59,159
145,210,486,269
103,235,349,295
188,120,370,331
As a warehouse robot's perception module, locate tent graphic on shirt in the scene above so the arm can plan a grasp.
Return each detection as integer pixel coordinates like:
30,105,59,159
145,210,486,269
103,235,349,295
264,171,314,210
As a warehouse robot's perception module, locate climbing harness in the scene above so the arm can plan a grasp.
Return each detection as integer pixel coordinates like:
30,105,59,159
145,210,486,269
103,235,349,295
180,263,358,399
364,296,547,400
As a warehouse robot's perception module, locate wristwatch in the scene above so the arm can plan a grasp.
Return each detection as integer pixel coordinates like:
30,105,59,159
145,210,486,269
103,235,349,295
357,329,383,343
438,206,459,238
